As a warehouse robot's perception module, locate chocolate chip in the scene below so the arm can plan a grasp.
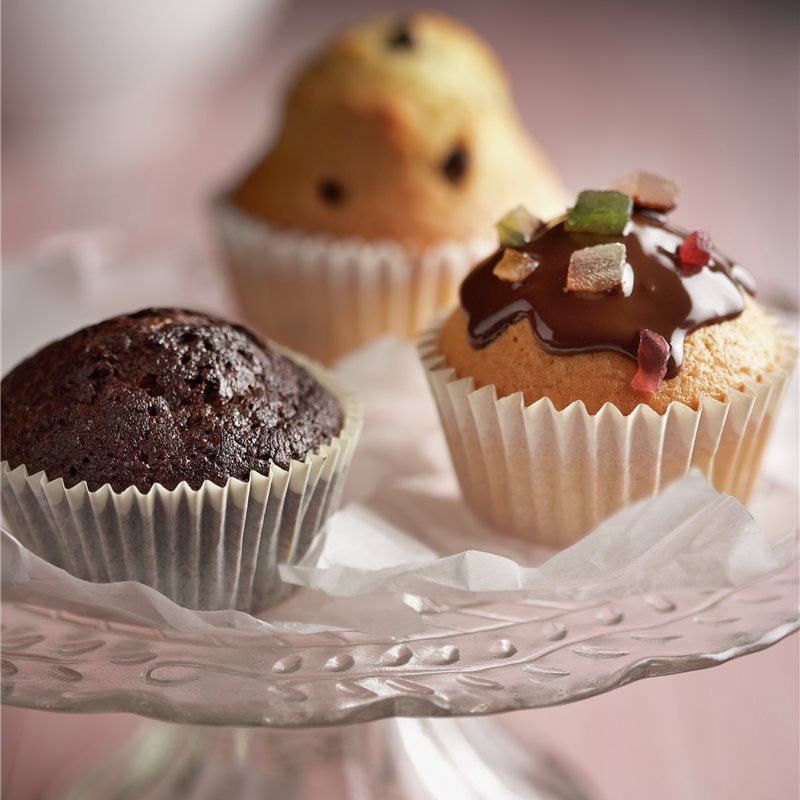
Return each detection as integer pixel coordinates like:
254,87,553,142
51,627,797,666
386,21,414,49
318,179,345,206
441,146,469,184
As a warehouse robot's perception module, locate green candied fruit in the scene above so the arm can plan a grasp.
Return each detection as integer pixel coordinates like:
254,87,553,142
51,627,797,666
565,190,633,235
495,205,543,247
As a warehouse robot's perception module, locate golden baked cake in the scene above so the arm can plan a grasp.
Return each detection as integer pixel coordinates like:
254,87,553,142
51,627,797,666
440,297,777,415
232,12,563,248
422,174,794,545
216,12,564,362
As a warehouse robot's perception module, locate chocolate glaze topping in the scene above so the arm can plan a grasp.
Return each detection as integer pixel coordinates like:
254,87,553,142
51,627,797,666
461,211,755,379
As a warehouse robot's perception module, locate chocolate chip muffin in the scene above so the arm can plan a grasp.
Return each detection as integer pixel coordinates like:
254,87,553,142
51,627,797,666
2,308,344,492
421,175,794,546
1,308,361,611
231,12,563,247
215,11,564,362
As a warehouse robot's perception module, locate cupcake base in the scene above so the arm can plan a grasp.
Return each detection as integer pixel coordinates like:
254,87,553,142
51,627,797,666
214,198,492,363
419,316,796,548
1,347,362,612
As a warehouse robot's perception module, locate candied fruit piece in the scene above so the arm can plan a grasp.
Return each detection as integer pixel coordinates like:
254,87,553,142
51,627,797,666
631,329,669,394
567,243,627,293
492,249,538,283
678,230,712,268
614,170,678,211
495,205,543,247
565,190,632,235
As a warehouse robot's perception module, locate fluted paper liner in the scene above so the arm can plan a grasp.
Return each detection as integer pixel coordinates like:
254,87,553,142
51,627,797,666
1,347,362,612
419,316,796,548
213,198,492,363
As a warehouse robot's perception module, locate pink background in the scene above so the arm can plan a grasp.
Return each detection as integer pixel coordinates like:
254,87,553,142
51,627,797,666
4,0,799,307
2,0,798,797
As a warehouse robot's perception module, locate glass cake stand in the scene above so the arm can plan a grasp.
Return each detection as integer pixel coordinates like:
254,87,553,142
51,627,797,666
2,539,798,800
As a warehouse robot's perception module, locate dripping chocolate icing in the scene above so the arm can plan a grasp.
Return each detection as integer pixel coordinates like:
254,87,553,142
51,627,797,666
461,211,755,379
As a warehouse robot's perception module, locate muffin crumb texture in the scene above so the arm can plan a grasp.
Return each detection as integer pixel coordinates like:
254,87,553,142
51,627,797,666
439,298,779,415
1,309,343,492
231,12,564,247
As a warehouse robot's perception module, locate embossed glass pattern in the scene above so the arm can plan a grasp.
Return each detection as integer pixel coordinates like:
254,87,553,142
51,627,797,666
2,542,797,727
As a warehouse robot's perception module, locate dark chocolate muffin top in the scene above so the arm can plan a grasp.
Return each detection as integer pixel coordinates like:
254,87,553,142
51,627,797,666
1,308,344,492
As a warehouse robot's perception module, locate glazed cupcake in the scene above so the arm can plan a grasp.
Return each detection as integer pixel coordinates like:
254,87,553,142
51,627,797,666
420,173,795,546
1,308,361,611
216,11,564,363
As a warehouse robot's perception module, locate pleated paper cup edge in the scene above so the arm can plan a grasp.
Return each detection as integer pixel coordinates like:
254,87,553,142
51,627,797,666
211,194,493,266
211,197,494,361
417,311,797,545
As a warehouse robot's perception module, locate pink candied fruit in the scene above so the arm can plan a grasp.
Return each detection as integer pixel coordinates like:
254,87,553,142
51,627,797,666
678,231,712,268
614,170,678,211
631,329,669,394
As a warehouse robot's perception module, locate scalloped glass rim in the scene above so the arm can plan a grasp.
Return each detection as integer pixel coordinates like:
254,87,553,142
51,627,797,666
2,540,797,728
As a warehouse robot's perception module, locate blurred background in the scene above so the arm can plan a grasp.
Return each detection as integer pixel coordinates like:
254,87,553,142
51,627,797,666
2,1,798,798
2,0,798,304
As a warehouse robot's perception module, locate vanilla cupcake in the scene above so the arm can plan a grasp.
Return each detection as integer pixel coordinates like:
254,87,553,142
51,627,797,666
216,12,564,362
420,174,795,546
1,308,361,611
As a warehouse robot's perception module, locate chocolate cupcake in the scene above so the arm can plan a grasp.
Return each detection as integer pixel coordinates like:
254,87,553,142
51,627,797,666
1,308,361,611
215,12,564,362
420,174,795,546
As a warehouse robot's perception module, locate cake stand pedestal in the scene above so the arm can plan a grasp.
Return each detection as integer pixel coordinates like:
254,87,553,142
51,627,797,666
51,717,589,800
3,543,797,799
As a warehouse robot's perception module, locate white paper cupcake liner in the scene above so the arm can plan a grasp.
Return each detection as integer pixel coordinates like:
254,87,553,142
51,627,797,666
213,198,493,363
1,347,362,612
419,315,796,549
